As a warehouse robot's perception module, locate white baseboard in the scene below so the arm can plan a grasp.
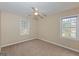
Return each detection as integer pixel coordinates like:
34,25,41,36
0,38,36,48
1,36,79,53
39,37,79,53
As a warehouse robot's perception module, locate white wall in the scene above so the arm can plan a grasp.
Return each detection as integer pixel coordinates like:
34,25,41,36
1,7,79,52
0,11,37,47
38,7,79,51
0,11,1,52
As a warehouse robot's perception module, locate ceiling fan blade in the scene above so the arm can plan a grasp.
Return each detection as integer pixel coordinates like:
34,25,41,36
39,12,47,17
32,7,37,11
38,14,44,19
32,7,35,11
32,7,39,12
43,14,47,17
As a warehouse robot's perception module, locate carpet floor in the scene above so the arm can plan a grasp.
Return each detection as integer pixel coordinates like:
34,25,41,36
1,39,79,56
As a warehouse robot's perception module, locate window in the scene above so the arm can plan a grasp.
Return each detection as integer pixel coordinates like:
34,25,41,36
20,17,30,35
61,16,77,39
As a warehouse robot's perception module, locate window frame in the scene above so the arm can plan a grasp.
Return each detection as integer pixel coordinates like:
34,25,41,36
19,17,30,36
60,15,78,40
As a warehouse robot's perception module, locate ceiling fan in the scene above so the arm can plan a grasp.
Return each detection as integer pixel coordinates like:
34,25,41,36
27,7,47,19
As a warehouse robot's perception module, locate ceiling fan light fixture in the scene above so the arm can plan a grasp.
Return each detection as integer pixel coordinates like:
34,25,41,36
34,12,38,15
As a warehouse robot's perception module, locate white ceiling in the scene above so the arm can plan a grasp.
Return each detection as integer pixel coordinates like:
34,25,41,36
0,2,79,16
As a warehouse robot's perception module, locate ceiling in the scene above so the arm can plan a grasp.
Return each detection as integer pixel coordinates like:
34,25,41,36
0,2,79,16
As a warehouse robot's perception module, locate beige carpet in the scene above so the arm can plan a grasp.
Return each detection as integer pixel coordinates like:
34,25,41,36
1,39,79,56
